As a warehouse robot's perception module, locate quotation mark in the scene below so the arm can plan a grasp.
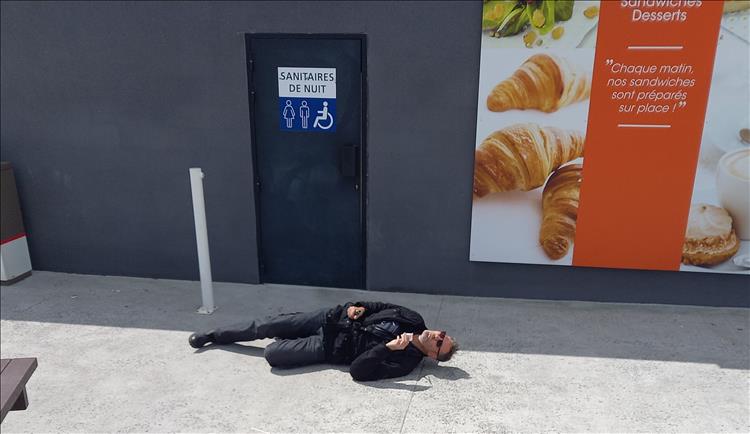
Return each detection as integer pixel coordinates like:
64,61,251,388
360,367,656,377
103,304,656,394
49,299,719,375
672,101,688,112
606,59,614,65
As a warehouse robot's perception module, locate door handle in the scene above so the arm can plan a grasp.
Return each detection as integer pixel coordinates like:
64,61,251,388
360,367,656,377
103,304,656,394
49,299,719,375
339,144,359,178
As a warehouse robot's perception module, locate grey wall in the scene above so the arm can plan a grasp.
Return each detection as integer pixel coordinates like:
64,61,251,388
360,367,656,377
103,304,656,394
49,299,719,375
1,1,747,306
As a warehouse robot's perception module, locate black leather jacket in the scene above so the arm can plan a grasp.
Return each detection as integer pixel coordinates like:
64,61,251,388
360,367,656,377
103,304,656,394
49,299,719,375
323,301,427,381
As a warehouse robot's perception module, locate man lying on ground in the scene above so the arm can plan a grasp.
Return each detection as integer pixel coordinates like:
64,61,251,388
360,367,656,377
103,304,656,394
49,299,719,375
189,301,458,381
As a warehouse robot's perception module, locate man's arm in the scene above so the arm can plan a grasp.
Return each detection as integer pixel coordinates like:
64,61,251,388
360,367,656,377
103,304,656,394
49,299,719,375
349,343,422,382
353,301,402,314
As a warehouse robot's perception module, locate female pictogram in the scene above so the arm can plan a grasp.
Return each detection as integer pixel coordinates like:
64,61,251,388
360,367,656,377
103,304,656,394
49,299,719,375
282,100,295,128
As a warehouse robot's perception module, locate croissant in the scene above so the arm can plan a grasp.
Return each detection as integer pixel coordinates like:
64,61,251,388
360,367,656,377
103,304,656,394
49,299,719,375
487,53,591,113
539,164,583,260
473,123,584,197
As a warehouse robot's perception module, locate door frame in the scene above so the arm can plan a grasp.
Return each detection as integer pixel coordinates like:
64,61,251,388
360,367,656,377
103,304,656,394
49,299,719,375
244,33,368,289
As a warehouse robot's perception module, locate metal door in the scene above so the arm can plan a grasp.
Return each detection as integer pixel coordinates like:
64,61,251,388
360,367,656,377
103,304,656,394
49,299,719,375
246,35,365,289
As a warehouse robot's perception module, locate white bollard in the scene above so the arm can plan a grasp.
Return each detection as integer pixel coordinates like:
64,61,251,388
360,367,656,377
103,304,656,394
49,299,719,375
189,168,216,314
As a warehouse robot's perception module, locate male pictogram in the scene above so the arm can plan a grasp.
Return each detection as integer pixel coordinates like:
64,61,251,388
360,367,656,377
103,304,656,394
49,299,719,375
299,101,310,129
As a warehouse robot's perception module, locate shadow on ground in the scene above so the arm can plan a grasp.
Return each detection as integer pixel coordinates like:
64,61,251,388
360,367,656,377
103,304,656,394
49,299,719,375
2,272,748,370
195,342,471,391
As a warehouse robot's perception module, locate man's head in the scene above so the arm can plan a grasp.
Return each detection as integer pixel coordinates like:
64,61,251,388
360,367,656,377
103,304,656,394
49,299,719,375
415,330,458,362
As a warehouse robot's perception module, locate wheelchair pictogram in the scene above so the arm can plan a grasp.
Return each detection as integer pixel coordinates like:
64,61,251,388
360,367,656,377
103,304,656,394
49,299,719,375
313,101,334,130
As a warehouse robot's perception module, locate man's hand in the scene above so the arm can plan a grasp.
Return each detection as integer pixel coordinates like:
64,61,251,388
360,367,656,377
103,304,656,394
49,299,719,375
386,333,412,351
347,306,366,320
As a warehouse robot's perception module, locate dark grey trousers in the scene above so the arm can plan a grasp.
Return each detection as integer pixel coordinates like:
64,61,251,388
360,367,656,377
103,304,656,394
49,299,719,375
211,308,328,368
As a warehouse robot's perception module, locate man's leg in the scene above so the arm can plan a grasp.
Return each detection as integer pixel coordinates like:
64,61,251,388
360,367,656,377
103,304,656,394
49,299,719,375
192,308,328,347
263,330,326,368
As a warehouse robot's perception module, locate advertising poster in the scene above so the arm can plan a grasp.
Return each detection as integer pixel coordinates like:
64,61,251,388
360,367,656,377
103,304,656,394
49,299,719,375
470,0,750,274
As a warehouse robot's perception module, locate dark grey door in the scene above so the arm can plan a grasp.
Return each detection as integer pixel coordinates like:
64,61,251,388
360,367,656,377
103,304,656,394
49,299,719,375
246,35,365,289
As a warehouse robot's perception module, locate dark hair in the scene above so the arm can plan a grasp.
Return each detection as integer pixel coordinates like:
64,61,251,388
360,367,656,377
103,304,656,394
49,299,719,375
437,337,458,362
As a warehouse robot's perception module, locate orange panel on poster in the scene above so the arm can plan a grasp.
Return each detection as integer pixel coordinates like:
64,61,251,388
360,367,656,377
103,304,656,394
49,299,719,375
572,0,724,271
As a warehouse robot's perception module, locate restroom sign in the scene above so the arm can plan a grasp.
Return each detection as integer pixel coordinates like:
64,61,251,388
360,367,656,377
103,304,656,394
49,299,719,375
278,67,336,132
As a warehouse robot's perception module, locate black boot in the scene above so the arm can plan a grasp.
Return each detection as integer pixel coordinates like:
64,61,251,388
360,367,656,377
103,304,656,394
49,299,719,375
188,331,214,348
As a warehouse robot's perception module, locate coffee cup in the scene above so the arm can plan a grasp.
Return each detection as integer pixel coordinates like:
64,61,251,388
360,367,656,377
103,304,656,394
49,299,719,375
717,148,750,240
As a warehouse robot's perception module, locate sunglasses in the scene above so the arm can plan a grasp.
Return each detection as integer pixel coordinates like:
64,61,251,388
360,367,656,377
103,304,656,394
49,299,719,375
435,331,447,357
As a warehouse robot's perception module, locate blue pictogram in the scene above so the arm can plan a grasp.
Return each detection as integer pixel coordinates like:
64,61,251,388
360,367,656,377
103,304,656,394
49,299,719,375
279,98,336,132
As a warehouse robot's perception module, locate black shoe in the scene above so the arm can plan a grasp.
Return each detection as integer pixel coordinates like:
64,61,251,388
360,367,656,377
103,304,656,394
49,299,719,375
189,332,213,348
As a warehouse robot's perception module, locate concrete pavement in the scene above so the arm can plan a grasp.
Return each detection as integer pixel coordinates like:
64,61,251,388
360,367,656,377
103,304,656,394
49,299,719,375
1,271,748,432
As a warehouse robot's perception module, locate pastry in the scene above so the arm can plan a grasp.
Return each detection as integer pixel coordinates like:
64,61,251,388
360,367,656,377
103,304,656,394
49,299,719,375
487,53,591,113
724,1,750,13
682,204,740,266
473,123,584,198
540,164,582,260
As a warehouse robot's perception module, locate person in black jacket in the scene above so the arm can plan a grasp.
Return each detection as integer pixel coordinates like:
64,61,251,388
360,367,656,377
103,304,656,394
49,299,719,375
188,301,458,381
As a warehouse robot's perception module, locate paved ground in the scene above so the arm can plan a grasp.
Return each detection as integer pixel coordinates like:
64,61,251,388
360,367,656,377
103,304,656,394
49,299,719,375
1,271,748,433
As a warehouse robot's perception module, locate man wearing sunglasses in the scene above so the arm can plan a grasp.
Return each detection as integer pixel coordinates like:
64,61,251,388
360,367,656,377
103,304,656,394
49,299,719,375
188,301,458,381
